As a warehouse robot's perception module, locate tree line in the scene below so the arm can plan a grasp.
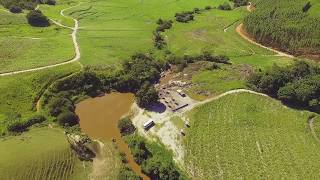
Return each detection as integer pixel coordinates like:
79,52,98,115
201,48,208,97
248,60,320,112
118,118,185,180
244,0,320,58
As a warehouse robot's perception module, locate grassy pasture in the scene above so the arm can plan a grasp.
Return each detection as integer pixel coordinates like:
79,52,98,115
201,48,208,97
0,127,88,180
163,8,292,99
58,0,226,66
184,93,320,179
164,8,292,66
0,9,74,73
0,63,81,134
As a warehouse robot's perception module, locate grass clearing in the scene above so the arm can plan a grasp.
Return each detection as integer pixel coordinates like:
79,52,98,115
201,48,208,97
57,0,226,66
0,9,74,73
185,93,320,179
0,63,80,120
0,127,89,180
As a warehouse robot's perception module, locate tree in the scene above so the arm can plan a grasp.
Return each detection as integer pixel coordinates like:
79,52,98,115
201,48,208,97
57,111,78,126
303,2,312,13
118,117,136,136
26,10,50,27
218,2,232,10
136,82,159,108
9,6,22,13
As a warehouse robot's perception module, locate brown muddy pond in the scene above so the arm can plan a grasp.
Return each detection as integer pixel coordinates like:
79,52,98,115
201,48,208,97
75,92,149,180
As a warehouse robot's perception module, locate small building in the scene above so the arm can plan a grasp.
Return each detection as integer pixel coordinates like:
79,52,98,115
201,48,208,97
143,120,155,130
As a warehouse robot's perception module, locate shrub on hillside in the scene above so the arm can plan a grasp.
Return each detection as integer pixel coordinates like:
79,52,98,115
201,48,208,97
232,0,249,7
175,11,194,23
205,6,212,10
46,0,56,5
156,19,173,32
26,10,50,27
248,60,320,112
303,2,312,13
118,117,136,136
9,6,22,13
57,111,78,127
47,97,74,117
219,2,232,10
118,165,140,180
6,114,46,132
136,82,159,108
153,31,166,49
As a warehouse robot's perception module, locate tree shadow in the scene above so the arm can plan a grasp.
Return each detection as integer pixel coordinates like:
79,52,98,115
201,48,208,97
146,102,167,113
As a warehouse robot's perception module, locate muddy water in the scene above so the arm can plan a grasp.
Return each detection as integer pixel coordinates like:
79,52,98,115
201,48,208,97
75,93,149,180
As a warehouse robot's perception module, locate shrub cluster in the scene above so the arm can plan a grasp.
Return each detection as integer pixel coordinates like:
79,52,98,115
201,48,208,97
125,134,184,180
175,11,194,23
118,117,136,136
6,114,46,133
118,165,140,180
9,6,22,13
168,51,230,71
1,0,56,11
231,0,249,7
248,61,320,112
154,19,173,49
218,2,232,10
26,10,50,27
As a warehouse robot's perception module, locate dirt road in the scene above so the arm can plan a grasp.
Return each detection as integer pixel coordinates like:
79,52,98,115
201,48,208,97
236,3,294,59
308,117,320,143
0,3,82,77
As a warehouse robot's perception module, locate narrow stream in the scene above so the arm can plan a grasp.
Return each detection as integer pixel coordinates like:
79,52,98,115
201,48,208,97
75,92,149,180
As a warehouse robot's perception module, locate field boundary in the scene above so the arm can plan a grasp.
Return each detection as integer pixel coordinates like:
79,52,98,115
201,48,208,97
236,3,294,59
308,117,320,143
0,3,83,77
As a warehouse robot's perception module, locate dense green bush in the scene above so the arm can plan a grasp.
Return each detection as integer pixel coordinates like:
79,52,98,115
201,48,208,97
232,0,249,7
168,51,230,71
175,11,194,23
218,2,232,10
154,31,167,49
0,0,37,10
156,19,173,32
125,134,184,180
47,97,74,117
244,0,320,57
57,111,78,127
9,5,22,13
248,60,320,111
6,113,46,132
118,117,136,136
118,165,140,180
26,10,50,27
136,82,159,108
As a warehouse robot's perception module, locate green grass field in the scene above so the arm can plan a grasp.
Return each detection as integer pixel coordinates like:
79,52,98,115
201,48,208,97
0,127,88,179
184,93,320,179
54,0,226,66
0,62,81,134
0,126,123,179
0,9,74,73
163,7,293,99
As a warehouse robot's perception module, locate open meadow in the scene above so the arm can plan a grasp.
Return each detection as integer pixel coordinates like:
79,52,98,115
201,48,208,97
56,0,226,66
184,93,320,179
0,9,74,73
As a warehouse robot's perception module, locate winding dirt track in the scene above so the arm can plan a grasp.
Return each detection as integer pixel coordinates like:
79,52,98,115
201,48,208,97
0,3,82,77
236,3,294,59
308,117,320,143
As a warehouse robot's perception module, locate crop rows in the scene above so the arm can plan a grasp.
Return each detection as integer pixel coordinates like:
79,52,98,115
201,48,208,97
185,93,320,179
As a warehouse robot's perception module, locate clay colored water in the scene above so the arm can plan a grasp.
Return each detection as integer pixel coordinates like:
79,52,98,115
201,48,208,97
75,92,149,180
